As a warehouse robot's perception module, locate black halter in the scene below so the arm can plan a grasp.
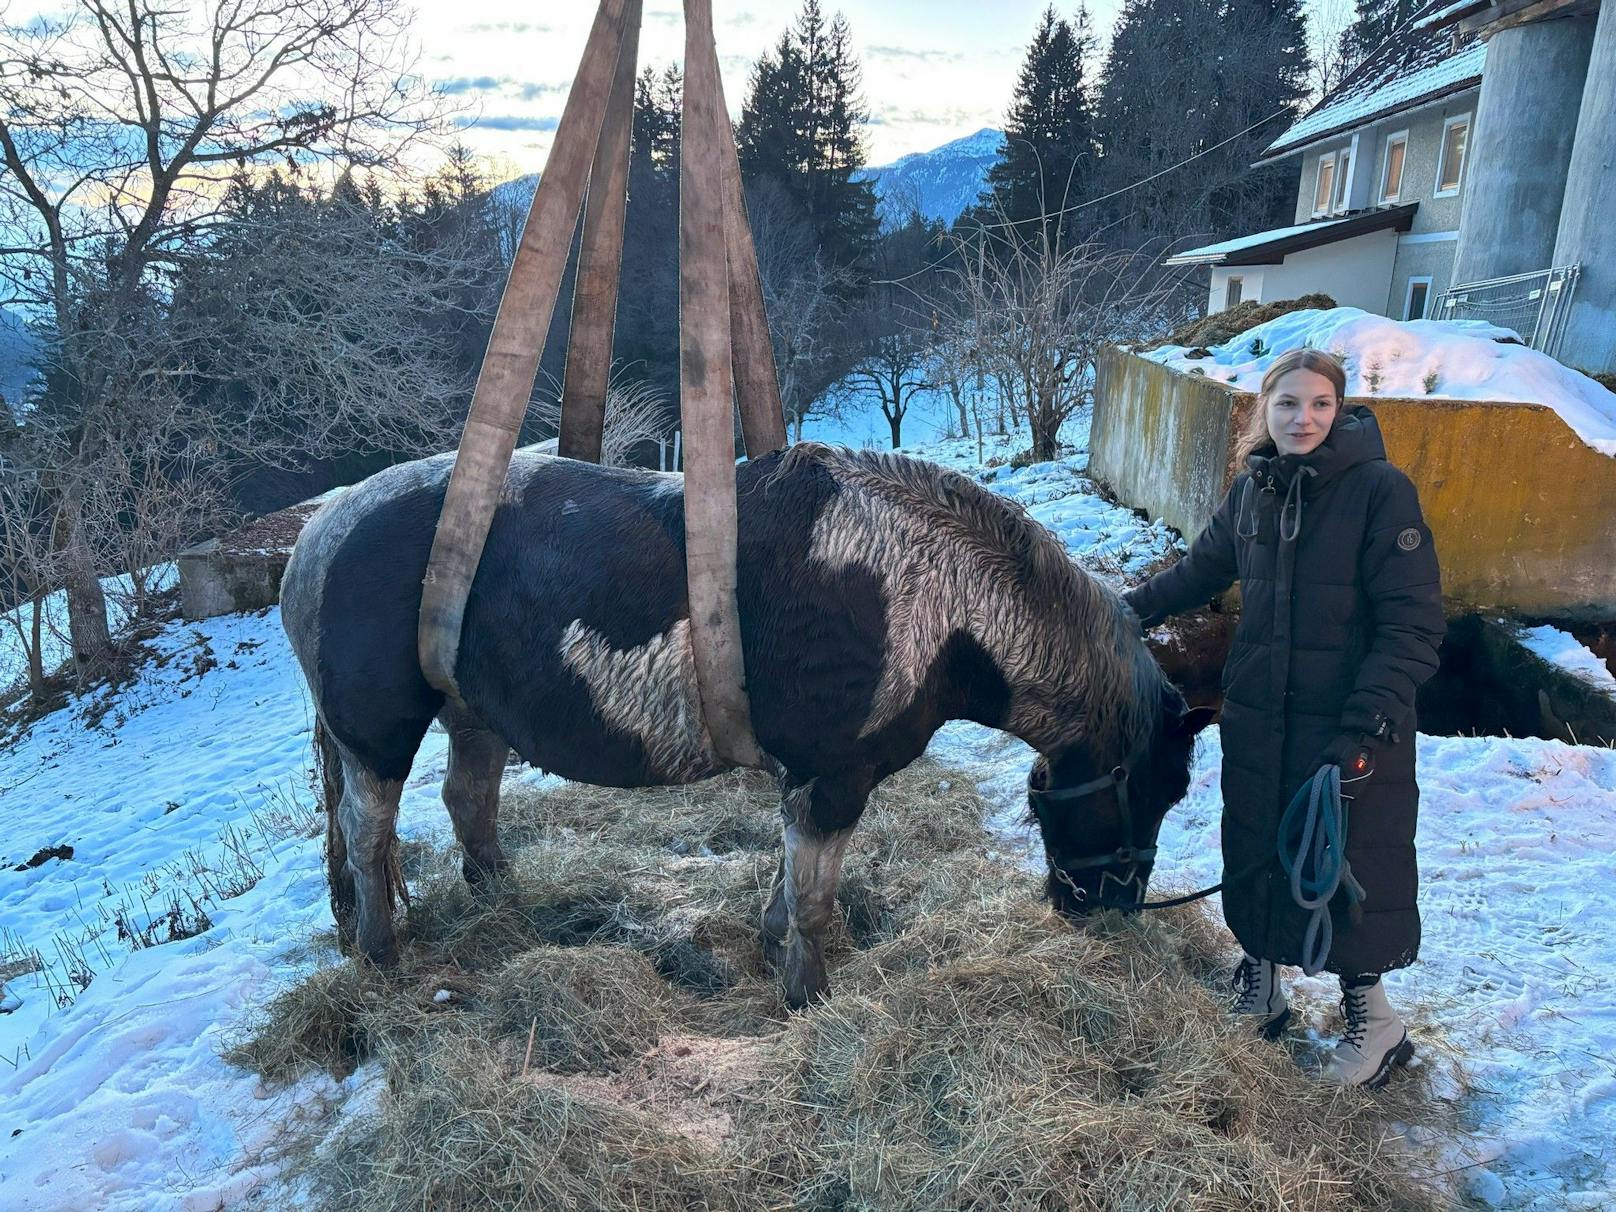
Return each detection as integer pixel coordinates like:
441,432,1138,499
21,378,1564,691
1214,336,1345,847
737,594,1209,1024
1029,752,1238,913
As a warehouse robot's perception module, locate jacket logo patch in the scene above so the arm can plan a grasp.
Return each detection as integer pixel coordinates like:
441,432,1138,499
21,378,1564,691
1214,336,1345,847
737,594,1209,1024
1396,527,1422,552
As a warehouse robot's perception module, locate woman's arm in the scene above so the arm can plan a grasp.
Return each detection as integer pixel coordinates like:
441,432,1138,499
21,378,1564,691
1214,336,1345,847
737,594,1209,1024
1339,469,1446,739
1122,480,1241,629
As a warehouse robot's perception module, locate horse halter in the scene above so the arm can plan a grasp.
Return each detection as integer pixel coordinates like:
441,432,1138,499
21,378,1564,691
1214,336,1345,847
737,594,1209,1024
1027,751,1156,910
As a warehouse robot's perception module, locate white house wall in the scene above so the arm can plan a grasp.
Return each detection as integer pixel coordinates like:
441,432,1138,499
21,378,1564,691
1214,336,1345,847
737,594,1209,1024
1209,232,1398,315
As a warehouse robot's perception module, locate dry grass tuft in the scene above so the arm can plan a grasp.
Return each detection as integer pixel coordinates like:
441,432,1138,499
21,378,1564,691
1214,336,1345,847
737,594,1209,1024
233,757,1466,1212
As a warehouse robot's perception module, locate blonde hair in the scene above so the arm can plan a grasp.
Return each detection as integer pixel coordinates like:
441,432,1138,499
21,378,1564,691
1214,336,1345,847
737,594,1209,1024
1232,348,1347,466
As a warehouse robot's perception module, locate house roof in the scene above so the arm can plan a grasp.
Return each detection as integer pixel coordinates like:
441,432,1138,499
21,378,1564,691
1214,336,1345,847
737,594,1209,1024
1163,204,1420,266
1260,0,1486,162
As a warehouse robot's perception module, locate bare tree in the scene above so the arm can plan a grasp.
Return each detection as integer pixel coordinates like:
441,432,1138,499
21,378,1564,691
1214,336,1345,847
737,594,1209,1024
0,457,63,701
748,179,851,443
1309,0,1358,100
0,0,445,669
948,217,1185,462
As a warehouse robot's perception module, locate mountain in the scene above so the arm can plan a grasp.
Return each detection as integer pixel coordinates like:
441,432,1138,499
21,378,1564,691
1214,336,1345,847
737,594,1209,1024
0,310,39,413
856,128,1004,229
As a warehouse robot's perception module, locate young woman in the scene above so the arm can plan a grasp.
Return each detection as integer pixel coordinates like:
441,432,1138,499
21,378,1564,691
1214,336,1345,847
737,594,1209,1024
1123,348,1445,1089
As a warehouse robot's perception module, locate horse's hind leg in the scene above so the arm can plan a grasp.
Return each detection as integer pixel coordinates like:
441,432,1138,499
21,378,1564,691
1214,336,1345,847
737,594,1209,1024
333,750,407,966
777,772,871,1009
761,854,789,966
438,705,510,885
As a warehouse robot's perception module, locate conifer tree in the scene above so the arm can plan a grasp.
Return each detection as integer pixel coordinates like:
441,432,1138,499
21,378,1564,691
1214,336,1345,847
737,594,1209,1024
973,6,1098,241
737,1,879,270
1342,0,1417,71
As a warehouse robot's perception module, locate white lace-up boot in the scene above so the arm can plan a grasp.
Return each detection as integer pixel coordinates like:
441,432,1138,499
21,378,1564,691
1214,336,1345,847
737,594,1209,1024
1231,953,1290,1039
1323,977,1414,1088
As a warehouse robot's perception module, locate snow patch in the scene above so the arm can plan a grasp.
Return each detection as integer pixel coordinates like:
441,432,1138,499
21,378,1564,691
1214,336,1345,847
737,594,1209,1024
1142,306,1616,457
1517,624,1616,700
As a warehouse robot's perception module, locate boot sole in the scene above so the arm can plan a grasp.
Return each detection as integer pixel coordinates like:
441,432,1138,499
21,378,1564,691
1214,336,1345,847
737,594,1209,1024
1363,1033,1415,1090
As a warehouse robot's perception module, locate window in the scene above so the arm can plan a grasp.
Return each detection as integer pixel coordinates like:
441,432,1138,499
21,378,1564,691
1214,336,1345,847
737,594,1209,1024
1226,276,1244,308
1436,114,1470,196
1380,131,1408,203
1313,154,1336,215
1404,276,1433,320
1312,146,1353,216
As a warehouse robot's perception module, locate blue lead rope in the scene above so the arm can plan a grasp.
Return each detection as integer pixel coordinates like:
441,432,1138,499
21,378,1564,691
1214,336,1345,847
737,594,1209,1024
1276,764,1367,976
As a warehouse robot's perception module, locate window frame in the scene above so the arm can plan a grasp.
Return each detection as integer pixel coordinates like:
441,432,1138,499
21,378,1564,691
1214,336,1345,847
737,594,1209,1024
1333,142,1353,211
1225,276,1245,309
1380,130,1409,204
1434,113,1471,198
1404,275,1434,321
1312,152,1338,217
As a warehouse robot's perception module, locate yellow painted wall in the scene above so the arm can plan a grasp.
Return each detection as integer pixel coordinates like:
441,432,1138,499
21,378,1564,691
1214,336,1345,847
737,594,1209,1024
1092,348,1616,619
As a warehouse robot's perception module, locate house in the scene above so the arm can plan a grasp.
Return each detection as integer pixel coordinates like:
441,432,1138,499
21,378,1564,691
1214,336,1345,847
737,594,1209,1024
1166,0,1615,374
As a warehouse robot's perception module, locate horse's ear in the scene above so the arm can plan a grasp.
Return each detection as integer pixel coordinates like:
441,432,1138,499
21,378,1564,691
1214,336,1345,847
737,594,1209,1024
1176,705,1218,738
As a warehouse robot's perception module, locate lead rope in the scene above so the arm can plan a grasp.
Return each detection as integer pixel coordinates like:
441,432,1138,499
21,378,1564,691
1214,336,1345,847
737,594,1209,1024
1276,763,1367,975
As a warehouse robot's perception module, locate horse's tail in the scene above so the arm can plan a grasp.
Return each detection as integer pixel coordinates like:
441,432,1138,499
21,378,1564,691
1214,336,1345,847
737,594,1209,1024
313,718,357,938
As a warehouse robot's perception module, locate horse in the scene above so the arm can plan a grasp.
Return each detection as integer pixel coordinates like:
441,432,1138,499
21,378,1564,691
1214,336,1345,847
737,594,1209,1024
280,441,1213,1007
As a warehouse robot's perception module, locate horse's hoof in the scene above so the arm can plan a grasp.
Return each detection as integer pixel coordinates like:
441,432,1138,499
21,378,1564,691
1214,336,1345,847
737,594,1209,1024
357,935,400,969
462,852,510,886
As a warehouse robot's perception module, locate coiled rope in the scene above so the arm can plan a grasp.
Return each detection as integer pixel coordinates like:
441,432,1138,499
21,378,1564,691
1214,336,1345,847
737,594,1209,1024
1276,763,1367,976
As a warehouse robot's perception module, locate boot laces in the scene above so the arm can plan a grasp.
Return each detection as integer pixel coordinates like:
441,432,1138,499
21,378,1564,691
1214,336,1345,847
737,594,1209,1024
1340,985,1371,1049
1232,956,1262,1009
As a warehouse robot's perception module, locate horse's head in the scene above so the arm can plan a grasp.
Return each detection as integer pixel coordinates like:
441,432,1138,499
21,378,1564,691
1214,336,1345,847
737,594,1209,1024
1027,681,1215,915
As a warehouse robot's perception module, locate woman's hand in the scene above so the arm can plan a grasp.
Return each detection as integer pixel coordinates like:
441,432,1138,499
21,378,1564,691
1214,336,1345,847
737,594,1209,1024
1315,732,1376,779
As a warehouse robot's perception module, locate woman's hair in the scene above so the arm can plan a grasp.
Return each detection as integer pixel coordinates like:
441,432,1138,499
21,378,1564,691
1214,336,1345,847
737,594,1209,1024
1232,347,1348,465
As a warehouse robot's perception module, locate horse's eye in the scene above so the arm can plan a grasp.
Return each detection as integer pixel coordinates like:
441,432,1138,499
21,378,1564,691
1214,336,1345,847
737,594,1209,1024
1028,760,1050,792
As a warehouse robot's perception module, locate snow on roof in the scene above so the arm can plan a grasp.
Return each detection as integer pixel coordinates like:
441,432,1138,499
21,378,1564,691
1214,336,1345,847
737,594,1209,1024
1164,205,1416,266
1142,306,1616,458
1264,0,1485,159
1167,217,1355,263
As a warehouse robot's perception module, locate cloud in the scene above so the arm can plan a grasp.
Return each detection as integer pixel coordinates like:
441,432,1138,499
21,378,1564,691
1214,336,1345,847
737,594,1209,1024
463,21,551,34
439,75,504,94
458,115,561,132
867,45,965,65
872,103,989,129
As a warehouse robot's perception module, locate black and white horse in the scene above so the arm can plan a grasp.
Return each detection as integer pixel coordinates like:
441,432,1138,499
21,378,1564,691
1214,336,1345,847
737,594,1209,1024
281,442,1212,1006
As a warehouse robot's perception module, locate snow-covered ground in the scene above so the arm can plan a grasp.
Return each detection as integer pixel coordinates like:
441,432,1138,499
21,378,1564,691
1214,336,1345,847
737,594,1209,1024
2,418,1615,1209
1,566,178,697
1142,307,1616,457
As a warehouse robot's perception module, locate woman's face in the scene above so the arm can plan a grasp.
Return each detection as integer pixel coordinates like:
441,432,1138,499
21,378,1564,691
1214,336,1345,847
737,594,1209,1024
1265,368,1340,456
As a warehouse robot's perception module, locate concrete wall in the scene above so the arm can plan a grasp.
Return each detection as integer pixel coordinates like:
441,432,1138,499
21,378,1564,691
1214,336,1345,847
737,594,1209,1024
1452,17,1595,284
1091,349,1251,542
1553,0,1616,373
1092,348,1616,618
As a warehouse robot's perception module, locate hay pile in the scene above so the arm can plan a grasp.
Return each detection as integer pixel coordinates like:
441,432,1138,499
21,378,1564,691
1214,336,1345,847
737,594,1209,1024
232,761,1462,1212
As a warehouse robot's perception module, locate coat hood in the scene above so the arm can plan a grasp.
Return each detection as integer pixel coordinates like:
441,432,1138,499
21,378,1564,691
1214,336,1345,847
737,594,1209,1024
1247,404,1387,491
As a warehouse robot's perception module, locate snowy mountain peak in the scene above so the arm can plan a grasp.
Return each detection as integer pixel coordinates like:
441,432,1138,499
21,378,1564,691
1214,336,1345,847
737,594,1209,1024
858,127,1004,229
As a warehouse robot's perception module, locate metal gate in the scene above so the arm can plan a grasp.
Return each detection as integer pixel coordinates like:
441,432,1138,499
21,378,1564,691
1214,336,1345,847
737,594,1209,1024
1436,264,1580,357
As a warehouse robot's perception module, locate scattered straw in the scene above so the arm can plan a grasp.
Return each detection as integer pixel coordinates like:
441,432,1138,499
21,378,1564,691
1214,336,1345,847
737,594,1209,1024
231,758,1467,1212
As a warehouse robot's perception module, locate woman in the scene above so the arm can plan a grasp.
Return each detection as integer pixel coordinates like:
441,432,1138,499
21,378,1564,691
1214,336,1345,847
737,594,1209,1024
1123,347,1445,1089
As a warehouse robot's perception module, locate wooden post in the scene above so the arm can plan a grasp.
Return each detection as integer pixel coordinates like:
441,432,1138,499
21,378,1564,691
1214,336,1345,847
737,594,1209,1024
680,0,764,769
716,69,788,457
558,0,643,463
418,0,630,697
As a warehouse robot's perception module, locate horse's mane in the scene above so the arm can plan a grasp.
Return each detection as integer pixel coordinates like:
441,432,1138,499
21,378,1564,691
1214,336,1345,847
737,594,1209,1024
774,442,1166,753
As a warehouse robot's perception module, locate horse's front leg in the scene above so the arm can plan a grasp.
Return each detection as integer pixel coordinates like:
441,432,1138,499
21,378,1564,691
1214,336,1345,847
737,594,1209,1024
773,771,871,1009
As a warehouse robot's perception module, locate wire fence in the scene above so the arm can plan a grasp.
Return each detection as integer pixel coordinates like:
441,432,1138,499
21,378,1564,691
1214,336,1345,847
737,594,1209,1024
1436,264,1580,357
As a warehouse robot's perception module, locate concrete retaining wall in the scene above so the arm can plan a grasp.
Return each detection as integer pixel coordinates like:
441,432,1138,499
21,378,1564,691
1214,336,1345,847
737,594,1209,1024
1091,347,1616,619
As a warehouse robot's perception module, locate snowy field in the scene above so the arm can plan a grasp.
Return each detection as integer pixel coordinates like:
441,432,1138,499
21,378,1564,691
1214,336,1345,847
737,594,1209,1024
2,415,1615,1209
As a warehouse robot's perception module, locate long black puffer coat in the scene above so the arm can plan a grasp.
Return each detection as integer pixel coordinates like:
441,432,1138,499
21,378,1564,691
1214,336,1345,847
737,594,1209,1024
1124,405,1445,975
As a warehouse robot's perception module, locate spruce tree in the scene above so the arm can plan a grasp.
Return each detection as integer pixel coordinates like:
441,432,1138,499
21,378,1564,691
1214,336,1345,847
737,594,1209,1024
1094,0,1311,247
1342,0,1417,72
737,1,879,271
973,6,1098,241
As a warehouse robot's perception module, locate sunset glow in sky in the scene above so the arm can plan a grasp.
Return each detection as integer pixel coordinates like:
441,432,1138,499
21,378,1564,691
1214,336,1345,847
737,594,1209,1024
412,0,1128,174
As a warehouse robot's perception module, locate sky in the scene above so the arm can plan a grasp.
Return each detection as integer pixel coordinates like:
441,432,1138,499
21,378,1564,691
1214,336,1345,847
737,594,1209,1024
413,0,1127,175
